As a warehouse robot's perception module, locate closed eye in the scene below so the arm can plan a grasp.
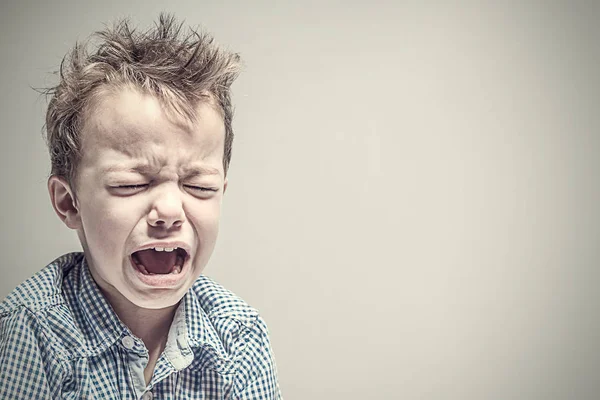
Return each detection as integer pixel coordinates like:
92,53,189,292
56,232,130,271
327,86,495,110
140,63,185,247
109,184,149,195
183,185,217,192
118,184,149,190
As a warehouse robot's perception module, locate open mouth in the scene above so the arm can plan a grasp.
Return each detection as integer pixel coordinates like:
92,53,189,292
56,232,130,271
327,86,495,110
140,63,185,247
131,246,188,275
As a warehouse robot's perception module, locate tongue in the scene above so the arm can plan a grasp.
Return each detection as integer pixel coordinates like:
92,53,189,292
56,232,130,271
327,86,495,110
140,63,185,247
134,249,177,274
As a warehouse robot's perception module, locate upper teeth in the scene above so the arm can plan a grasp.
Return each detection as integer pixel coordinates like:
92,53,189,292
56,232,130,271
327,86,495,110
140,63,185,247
154,246,177,252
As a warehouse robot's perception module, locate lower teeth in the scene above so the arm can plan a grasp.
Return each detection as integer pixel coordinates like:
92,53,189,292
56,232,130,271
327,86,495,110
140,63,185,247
134,261,182,275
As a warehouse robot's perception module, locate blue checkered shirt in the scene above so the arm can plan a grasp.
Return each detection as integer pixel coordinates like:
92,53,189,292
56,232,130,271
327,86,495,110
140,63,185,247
0,252,281,399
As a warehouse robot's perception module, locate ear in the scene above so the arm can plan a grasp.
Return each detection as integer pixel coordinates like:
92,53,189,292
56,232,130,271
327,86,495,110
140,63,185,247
223,178,228,194
48,175,81,230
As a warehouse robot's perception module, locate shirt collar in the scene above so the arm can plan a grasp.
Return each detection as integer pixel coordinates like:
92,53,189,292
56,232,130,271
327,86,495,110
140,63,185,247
179,281,238,370
75,255,129,349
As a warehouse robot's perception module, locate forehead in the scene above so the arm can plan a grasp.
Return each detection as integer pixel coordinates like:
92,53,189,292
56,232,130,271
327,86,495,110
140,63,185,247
79,88,225,172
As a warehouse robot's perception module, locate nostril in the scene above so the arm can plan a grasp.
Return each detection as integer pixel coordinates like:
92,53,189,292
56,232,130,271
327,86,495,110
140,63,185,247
148,217,183,228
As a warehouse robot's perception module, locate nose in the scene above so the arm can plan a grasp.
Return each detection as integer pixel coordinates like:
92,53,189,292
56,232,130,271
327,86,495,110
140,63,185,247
147,184,185,229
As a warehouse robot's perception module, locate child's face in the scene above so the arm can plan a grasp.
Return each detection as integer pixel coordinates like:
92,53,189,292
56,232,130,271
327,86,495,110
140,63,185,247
70,88,227,309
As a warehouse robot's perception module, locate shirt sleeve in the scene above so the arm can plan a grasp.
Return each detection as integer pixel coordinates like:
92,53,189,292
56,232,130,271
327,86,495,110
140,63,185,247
0,307,64,399
233,316,282,399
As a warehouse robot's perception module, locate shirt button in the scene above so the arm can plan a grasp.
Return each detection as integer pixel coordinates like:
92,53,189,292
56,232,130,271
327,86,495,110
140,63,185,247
121,336,135,350
142,392,153,400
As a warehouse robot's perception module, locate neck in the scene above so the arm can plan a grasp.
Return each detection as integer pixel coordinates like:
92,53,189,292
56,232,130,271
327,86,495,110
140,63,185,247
95,282,179,353
114,301,178,352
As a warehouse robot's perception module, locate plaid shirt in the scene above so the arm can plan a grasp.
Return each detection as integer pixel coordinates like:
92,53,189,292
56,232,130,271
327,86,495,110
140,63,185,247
0,252,281,399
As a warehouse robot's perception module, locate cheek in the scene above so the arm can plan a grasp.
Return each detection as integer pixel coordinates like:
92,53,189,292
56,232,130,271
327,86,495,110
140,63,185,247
80,196,140,252
186,199,223,234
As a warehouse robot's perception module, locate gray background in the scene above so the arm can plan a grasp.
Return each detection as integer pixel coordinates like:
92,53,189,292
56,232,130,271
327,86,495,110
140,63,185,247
1,1,599,399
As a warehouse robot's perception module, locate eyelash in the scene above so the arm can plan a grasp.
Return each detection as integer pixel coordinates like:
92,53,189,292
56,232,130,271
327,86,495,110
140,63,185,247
118,184,148,190
183,185,217,192
114,184,216,192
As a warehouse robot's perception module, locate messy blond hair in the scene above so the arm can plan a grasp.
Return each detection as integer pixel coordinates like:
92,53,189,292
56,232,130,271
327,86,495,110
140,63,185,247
44,13,242,186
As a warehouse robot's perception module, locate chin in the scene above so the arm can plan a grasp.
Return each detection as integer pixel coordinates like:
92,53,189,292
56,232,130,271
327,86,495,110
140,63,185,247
128,290,186,310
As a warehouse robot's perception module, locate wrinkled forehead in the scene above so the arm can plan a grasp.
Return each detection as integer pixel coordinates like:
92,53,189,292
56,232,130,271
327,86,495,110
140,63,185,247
79,87,225,160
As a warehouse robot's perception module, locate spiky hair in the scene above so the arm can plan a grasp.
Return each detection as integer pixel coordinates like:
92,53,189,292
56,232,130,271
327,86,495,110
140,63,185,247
44,13,242,186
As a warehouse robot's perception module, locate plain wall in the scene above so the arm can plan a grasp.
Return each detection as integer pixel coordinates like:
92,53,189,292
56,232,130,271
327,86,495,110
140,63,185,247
1,1,599,399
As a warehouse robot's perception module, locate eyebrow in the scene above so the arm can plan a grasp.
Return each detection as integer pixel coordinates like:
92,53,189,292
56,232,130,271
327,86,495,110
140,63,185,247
101,164,155,175
101,164,221,176
182,166,222,177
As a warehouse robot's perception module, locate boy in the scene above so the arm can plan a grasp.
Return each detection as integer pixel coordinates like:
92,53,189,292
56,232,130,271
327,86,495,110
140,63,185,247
0,14,281,399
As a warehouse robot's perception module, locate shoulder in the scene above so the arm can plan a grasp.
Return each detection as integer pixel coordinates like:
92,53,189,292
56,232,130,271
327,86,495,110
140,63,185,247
0,253,83,315
0,253,86,360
